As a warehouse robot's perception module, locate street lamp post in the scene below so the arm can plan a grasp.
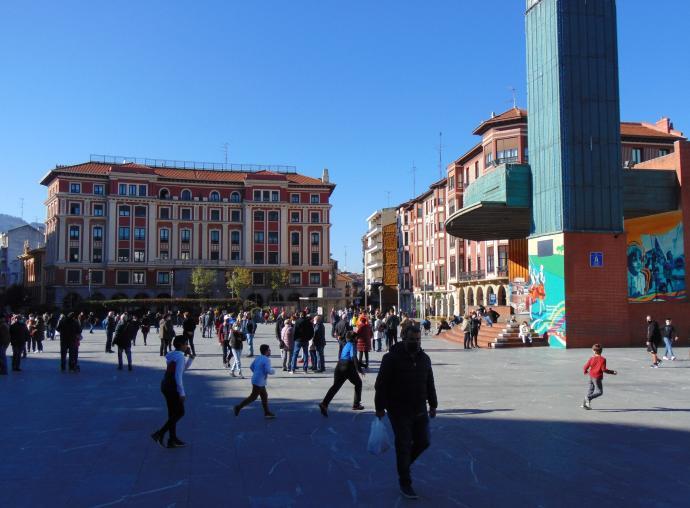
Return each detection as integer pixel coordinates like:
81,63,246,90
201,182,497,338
378,285,383,312
88,268,92,298
170,269,175,299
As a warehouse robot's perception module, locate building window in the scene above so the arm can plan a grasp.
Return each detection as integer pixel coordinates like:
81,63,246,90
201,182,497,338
138,185,147,197
210,230,220,244
311,232,320,245
119,205,130,217
290,211,300,223
631,148,643,164
268,211,279,221
119,183,127,195
93,184,104,195
263,190,270,202
254,210,264,221
291,232,300,246
93,204,104,216
448,175,455,190
290,272,301,285
291,252,300,266
252,272,264,285
69,202,81,215
210,209,221,221
487,251,494,273
230,192,241,203
181,229,191,243
311,212,320,223
69,182,81,193
118,227,130,240
268,252,279,264
475,161,479,178
90,270,104,284
134,227,146,241
69,226,80,240
253,190,261,201
290,194,300,203
116,271,129,284
181,189,192,200
271,191,279,202
118,248,130,262
135,206,146,217
134,250,145,262
254,251,264,264
132,271,145,284
498,245,508,269
210,251,220,260
310,273,321,285
159,229,169,242
160,250,169,260
477,255,482,271
231,231,240,245
127,184,136,196
160,207,170,219
311,252,320,266
157,271,170,285
254,231,265,243
485,151,493,167
210,191,220,202
69,247,80,262
92,248,102,263
231,210,241,222
267,232,279,244
231,251,240,261
181,251,190,260
659,148,670,157
310,194,320,204
181,208,192,220
93,226,103,241
66,270,81,284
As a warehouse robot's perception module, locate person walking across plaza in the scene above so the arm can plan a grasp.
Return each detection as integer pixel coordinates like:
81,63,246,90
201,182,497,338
182,312,197,357
581,343,617,410
0,314,10,375
281,316,295,372
291,311,314,374
313,315,326,373
105,311,117,353
333,313,351,357
319,332,365,416
645,315,662,367
160,313,175,357
374,324,438,500
384,309,400,351
661,318,679,361
355,314,373,369
233,344,276,419
57,312,80,372
113,313,134,371
151,336,194,448
228,322,245,378
9,315,29,371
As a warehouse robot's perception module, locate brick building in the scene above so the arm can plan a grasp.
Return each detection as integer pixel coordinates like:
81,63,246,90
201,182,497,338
39,157,335,308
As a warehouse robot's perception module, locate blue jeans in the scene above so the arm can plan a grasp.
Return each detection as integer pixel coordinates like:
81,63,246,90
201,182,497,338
484,316,493,327
291,341,309,372
664,337,675,358
246,333,254,356
316,345,325,371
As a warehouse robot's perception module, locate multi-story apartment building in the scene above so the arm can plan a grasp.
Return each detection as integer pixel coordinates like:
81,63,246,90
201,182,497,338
444,108,685,318
0,224,45,289
363,208,396,309
39,157,335,307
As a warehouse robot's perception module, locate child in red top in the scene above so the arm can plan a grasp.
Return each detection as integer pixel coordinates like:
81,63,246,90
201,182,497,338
582,343,617,410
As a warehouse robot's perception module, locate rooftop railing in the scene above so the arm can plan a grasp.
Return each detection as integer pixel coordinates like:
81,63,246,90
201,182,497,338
88,154,297,173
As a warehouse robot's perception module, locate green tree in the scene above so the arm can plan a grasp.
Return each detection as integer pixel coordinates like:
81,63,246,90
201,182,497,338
190,267,216,297
268,269,289,301
226,267,252,299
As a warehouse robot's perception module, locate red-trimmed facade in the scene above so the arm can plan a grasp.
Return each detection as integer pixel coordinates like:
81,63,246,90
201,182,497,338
40,162,334,306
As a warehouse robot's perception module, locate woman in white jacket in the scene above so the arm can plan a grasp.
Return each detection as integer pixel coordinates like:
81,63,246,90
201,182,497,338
373,313,385,352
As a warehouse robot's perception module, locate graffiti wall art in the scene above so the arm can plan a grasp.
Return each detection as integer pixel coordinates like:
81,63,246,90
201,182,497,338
528,234,566,348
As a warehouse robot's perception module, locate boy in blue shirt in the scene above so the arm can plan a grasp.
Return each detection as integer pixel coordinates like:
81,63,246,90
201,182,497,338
319,332,365,416
233,344,276,419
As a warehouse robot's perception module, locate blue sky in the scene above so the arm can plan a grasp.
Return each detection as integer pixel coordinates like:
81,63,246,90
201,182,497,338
1,0,688,272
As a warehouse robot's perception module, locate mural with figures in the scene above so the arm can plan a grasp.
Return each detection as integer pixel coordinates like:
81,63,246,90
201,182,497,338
528,234,566,348
625,210,685,302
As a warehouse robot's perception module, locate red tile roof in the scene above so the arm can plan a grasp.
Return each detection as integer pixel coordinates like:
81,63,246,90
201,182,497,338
473,108,528,135
620,122,685,140
40,161,331,187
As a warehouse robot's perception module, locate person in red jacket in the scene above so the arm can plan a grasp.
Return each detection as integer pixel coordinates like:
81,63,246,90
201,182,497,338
355,314,373,369
581,343,617,410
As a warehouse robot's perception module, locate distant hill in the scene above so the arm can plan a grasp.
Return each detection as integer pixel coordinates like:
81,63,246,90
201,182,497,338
0,214,44,234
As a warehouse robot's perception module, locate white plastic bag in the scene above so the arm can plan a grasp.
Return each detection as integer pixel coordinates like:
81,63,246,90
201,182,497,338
367,417,391,455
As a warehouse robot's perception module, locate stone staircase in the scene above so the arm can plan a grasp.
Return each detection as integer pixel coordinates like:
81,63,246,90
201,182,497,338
433,320,548,349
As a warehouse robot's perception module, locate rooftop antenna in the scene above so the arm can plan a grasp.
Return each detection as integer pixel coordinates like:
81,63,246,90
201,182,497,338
221,142,230,165
509,86,518,109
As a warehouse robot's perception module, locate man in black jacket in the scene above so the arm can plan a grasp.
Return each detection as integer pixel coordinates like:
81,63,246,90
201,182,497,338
275,311,286,350
105,311,117,353
375,324,437,500
645,315,662,367
333,316,351,357
57,312,81,372
291,311,314,373
312,315,326,372
9,315,29,372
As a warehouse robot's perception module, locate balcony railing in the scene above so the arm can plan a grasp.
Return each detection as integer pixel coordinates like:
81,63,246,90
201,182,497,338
457,270,486,282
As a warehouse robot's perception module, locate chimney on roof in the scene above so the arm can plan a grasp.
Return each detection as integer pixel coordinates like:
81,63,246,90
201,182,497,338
491,112,496,119
322,168,330,183
655,118,672,134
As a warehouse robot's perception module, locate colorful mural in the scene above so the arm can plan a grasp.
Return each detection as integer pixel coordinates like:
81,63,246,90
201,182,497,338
625,210,685,302
528,234,566,348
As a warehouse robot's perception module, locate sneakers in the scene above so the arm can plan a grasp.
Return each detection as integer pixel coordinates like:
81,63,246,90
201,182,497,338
399,485,419,500
651,363,660,368
151,431,165,448
264,412,276,419
581,399,591,410
671,356,676,361
663,356,669,360
352,404,365,411
233,405,240,417
289,371,295,375
231,371,236,377
318,402,328,417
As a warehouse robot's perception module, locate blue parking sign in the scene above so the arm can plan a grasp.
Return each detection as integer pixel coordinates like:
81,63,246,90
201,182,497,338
590,252,604,268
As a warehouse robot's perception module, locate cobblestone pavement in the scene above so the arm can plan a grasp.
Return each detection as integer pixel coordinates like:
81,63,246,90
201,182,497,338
1,323,690,507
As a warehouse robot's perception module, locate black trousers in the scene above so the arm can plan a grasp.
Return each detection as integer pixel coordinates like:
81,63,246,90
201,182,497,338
388,412,431,488
11,341,22,370
160,338,171,356
105,330,114,352
386,330,398,349
187,334,196,356
158,384,185,441
463,332,472,349
60,340,78,370
322,361,362,406
237,384,270,414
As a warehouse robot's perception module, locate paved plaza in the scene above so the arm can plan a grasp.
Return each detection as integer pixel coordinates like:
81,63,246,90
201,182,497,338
2,323,690,507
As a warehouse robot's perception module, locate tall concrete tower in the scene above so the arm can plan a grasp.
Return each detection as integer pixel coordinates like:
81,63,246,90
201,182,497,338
525,0,629,347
